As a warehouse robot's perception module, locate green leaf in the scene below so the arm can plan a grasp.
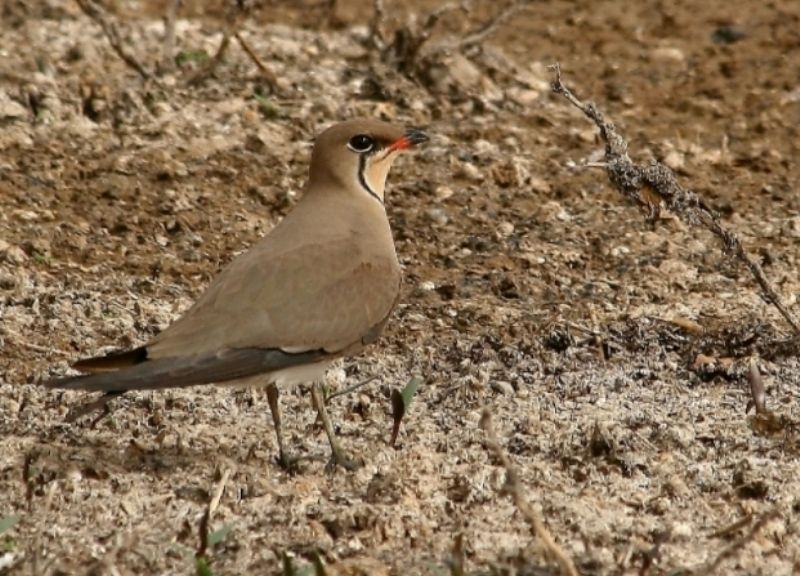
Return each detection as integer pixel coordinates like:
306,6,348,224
0,515,18,535
312,552,328,576
207,523,233,548
390,376,422,447
401,376,422,408
176,50,210,65
282,554,294,576
195,555,214,576
33,252,50,265
253,93,282,120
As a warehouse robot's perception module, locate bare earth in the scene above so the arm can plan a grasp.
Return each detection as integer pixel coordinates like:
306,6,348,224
1,1,800,574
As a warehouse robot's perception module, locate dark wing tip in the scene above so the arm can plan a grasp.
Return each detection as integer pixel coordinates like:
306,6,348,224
72,346,148,374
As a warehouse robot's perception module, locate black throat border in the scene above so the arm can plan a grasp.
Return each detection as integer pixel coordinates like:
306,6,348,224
358,154,384,205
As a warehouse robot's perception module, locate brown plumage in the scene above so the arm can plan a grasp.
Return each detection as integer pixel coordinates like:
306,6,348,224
42,119,427,467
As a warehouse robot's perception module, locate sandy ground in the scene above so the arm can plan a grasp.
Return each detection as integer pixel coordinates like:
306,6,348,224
1,0,800,574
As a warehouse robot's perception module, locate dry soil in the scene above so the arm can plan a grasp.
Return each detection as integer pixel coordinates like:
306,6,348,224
1,1,800,574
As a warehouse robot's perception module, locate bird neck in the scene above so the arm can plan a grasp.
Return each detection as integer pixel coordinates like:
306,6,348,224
307,163,386,205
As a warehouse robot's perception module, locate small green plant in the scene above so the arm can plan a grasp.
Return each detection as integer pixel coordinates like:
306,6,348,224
32,252,50,266
175,50,210,66
195,556,214,576
0,515,18,535
193,506,234,576
390,376,422,447
253,93,283,120
206,524,232,549
0,515,19,553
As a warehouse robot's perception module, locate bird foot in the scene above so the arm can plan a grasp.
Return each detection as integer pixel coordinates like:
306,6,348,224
325,447,362,472
275,449,302,474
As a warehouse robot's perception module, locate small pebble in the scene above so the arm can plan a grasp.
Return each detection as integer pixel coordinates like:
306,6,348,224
2,244,27,264
425,208,449,226
434,185,454,200
651,46,686,63
529,175,551,194
457,162,484,182
491,381,515,395
497,221,515,237
663,149,685,170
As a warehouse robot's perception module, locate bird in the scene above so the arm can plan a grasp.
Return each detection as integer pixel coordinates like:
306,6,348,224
42,118,429,470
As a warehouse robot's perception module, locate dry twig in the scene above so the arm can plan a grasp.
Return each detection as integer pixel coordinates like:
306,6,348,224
550,64,800,336
325,374,379,402
694,509,779,574
196,506,212,558
480,409,579,576
208,468,231,517
709,514,753,539
188,29,233,85
379,1,470,73
160,0,182,72
747,358,767,414
187,2,278,91
64,391,122,425
234,32,279,91
459,0,531,49
369,0,388,49
6,331,72,357
75,0,152,81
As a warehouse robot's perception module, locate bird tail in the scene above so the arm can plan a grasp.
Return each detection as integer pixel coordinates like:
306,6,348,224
42,348,326,393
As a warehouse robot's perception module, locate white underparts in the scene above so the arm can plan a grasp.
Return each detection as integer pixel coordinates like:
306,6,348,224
228,360,332,389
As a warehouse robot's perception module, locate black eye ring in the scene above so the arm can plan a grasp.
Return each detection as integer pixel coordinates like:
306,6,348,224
347,134,375,153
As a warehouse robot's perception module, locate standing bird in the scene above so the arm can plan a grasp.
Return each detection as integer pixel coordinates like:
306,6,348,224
42,118,428,470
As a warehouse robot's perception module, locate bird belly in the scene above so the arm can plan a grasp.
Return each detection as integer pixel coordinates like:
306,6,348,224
229,360,332,390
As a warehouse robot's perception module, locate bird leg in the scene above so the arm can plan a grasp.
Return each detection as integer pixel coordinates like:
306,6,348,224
310,381,361,471
265,382,299,472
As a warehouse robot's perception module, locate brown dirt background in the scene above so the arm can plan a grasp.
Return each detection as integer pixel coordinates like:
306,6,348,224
1,0,800,574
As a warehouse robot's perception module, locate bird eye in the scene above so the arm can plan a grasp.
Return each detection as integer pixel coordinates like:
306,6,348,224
347,134,375,153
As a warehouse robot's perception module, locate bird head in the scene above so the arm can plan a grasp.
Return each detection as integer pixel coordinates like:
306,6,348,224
308,118,429,204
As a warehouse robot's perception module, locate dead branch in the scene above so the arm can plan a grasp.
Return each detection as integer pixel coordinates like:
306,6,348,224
415,1,471,53
695,509,779,574
709,514,753,539
75,0,153,81
369,0,387,49
187,2,278,91
379,1,470,74
550,64,800,336
196,506,211,558
480,409,579,576
187,0,246,85
747,358,767,414
325,374,378,402
5,330,72,357
160,0,182,72
64,391,123,425
234,32,279,91
459,0,530,49
187,29,233,86
208,468,231,518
